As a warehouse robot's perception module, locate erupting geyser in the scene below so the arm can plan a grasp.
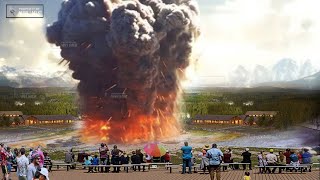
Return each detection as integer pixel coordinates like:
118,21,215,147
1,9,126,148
46,0,200,143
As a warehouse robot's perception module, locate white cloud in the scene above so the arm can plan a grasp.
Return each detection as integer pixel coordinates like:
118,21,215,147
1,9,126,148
189,0,320,87
2,14,66,74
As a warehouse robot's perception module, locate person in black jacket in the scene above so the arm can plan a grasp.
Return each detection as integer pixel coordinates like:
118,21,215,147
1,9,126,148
131,151,141,171
241,148,252,170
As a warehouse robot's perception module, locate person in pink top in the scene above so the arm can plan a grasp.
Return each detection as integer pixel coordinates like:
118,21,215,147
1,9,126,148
36,146,45,167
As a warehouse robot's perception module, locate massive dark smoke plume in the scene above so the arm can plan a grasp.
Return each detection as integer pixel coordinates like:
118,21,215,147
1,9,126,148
46,0,200,143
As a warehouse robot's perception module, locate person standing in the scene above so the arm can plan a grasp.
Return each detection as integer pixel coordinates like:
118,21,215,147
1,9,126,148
99,143,109,172
163,150,171,163
17,148,29,180
181,142,192,174
206,143,223,180
0,144,9,180
241,148,252,170
111,145,123,173
27,154,40,180
36,146,44,168
64,148,75,169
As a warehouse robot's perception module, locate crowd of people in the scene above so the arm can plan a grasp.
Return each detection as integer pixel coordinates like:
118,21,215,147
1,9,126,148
73,143,171,173
180,142,314,180
0,143,51,180
0,140,315,180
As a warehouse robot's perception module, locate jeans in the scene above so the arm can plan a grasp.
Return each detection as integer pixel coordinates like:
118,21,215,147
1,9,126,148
182,159,192,174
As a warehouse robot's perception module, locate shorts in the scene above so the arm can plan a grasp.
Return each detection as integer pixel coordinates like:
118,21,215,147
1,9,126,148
6,164,12,173
1,165,8,174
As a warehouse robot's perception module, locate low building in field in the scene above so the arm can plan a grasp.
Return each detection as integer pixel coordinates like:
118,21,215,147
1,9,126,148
0,111,23,117
23,115,78,125
192,115,245,125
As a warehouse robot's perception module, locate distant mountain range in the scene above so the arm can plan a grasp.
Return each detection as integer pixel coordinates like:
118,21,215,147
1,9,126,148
228,59,319,87
0,65,76,88
255,71,320,90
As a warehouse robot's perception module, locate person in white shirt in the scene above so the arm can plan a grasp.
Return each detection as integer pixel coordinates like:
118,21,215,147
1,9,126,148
17,148,29,180
266,149,277,173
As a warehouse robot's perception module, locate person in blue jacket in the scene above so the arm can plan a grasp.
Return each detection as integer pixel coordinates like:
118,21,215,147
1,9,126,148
181,142,192,174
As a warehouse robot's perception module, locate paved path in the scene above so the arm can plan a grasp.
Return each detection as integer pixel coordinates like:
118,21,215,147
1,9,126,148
10,169,320,180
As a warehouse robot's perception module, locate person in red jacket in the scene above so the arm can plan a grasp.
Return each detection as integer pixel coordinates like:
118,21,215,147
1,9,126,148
163,151,170,163
0,144,9,180
283,149,291,164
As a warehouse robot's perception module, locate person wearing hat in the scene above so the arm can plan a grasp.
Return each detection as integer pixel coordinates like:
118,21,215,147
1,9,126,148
33,167,49,180
163,150,171,163
27,153,40,180
241,148,252,170
266,149,277,173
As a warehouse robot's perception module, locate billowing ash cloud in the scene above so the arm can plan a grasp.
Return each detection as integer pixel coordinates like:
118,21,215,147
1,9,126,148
46,0,200,143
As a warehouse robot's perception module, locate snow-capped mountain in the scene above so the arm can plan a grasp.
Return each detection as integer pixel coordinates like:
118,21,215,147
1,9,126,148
0,65,77,87
271,58,299,81
228,59,319,87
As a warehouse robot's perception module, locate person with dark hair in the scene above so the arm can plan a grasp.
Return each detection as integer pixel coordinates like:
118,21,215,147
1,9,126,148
43,152,52,172
223,149,232,171
64,148,75,169
33,167,49,180
206,143,223,180
136,149,145,163
92,155,99,172
243,171,251,180
0,144,9,180
17,148,29,180
111,145,123,173
131,151,141,171
283,149,291,164
99,143,109,172
302,148,312,164
5,147,14,180
27,153,40,180
120,151,129,171
241,148,252,170
181,142,192,174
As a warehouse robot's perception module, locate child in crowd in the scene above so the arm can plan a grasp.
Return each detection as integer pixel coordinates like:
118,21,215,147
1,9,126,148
85,155,93,172
243,171,251,180
92,155,99,172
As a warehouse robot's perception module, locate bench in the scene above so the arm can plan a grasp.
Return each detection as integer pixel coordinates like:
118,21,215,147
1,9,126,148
254,164,311,174
52,162,77,171
142,162,173,171
83,164,132,173
167,162,251,174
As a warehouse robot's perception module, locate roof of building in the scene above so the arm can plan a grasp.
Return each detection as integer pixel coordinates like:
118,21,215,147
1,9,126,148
23,115,78,121
193,115,245,121
0,111,23,115
245,111,277,116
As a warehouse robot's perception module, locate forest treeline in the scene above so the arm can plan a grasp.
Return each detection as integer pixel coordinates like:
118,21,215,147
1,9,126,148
182,90,320,129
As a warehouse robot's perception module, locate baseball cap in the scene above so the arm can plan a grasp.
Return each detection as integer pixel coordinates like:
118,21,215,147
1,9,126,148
270,149,274,153
39,168,49,180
